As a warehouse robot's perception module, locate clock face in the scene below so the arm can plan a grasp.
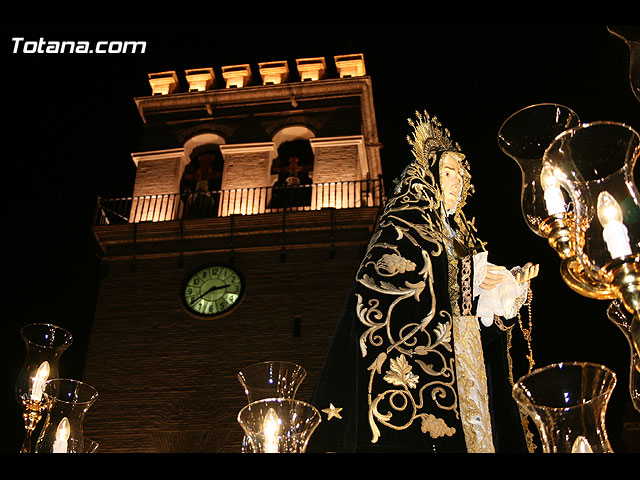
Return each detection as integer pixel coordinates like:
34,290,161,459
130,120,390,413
182,264,245,318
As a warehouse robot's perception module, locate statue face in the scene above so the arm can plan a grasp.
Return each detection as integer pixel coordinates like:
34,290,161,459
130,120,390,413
440,153,463,211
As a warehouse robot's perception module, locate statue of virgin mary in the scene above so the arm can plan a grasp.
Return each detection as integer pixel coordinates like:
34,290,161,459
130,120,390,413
309,110,539,453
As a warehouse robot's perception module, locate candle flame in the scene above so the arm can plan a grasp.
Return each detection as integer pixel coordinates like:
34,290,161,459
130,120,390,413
597,191,623,226
30,361,50,402
540,164,559,190
262,407,280,453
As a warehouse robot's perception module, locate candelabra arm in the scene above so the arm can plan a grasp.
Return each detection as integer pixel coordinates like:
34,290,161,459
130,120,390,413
607,300,640,412
560,257,618,300
601,255,640,362
540,213,576,260
539,214,618,300
601,256,640,311
633,317,640,371
20,400,47,453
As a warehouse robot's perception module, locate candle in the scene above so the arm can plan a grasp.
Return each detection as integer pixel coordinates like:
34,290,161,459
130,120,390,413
597,191,632,259
572,435,594,453
30,361,50,402
52,417,70,453
540,164,566,216
262,407,280,453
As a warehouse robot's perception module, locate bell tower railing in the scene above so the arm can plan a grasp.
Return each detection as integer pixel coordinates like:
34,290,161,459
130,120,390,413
94,178,385,225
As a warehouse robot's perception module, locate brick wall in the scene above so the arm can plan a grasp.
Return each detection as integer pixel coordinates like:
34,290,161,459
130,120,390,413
132,150,186,197
313,143,361,183
82,243,364,453
220,144,274,190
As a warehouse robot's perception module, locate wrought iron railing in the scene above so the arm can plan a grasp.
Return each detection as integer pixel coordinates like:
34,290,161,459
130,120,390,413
94,178,385,225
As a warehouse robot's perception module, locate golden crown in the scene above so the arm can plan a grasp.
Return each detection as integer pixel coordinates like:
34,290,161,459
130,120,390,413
407,110,464,166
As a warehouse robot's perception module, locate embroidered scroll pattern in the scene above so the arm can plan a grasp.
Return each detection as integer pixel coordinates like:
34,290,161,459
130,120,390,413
356,162,462,444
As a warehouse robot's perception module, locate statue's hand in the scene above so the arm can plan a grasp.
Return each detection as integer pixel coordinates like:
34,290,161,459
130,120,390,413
515,262,539,284
480,265,508,290
480,263,540,289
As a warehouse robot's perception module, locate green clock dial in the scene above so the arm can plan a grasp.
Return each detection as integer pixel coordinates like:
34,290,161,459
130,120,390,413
182,264,245,318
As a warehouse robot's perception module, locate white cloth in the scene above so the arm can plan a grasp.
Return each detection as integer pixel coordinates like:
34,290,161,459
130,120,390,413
473,252,528,327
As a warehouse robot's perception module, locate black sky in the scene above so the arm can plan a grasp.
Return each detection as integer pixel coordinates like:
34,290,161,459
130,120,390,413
1,24,639,453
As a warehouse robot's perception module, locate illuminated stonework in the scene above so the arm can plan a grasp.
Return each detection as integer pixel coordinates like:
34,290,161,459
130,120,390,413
148,71,179,95
221,64,252,88
258,61,289,85
295,57,326,82
128,54,383,224
147,55,362,96
334,54,366,78
129,149,188,222
185,68,215,92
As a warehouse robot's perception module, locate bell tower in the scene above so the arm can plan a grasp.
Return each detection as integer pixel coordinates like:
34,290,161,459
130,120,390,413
83,53,384,452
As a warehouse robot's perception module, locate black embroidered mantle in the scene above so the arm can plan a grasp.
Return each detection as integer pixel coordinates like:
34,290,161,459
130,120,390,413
309,153,529,453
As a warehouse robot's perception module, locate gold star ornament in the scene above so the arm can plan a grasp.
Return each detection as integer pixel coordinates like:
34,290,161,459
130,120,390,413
323,403,343,420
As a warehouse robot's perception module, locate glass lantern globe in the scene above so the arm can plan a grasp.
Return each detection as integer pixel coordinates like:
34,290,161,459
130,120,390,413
498,103,581,238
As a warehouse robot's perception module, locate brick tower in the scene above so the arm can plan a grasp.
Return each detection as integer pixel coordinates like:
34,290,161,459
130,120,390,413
82,53,384,452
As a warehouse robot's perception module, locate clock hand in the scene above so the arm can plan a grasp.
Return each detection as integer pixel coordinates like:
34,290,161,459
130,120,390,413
190,284,231,304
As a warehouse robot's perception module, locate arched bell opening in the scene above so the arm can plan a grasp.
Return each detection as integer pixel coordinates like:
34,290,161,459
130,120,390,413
269,126,316,210
180,143,225,218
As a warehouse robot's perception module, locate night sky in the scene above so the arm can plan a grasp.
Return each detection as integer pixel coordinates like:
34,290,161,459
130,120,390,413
1,24,639,454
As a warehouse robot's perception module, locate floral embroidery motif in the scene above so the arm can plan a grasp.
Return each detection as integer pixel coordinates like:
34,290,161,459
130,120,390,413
384,355,420,389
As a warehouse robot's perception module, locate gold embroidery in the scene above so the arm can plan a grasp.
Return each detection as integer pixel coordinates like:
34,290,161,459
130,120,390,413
371,253,417,276
421,413,457,439
367,352,458,444
450,255,495,453
461,252,473,316
452,315,495,452
359,261,460,443
355,159,464,446
383,354,420,389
